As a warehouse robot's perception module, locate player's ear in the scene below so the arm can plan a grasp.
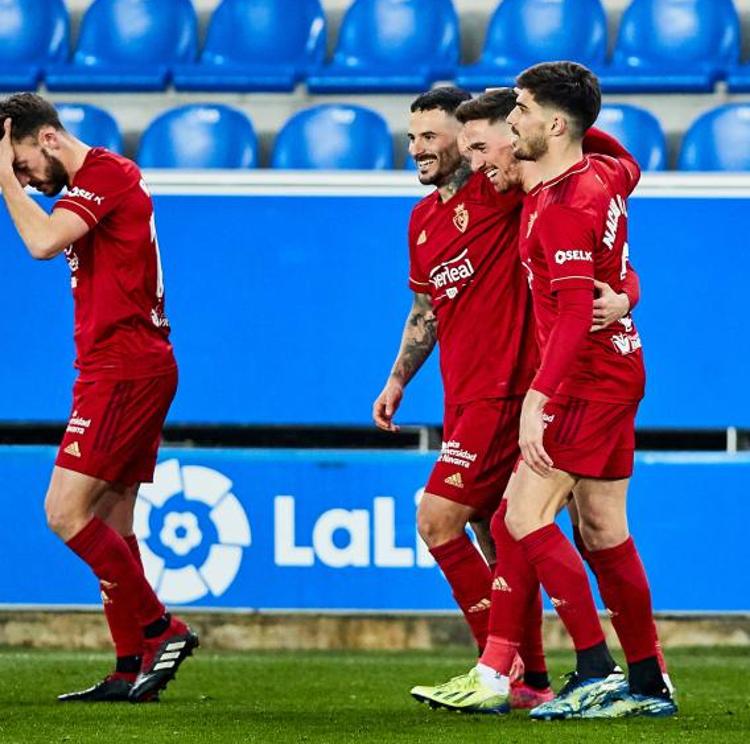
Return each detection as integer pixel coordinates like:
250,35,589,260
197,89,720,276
38,125,61,150
549,113,568,139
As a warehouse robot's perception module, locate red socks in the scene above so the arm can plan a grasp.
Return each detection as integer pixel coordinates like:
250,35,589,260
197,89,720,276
519,589,546,674
586,537,663,665
520,524,606,652
429,533,492,651
573,526,667,672
101,533,145,658
481,502,547,676
67,517,165,629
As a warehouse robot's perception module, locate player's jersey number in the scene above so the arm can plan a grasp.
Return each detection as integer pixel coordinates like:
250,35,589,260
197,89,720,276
140,179,165,300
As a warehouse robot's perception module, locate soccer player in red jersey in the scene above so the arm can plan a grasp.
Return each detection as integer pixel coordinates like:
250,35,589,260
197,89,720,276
458,89,671,697
425,66,676,719
373,88,550,708
0,93,197,703
373,88,636,710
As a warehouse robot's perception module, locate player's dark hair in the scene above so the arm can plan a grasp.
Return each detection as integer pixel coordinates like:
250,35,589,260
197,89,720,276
0,93,63,141
516,61,601,138
410,86,472,115
454,88,517,125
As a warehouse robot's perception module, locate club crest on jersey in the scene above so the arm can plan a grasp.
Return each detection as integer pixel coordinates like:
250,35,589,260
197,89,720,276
453,203,469,233
526,211,538,238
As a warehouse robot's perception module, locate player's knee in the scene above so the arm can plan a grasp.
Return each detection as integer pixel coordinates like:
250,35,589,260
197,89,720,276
44,493,68,537
416,501,466,548
44,487,82,539
578,518,628,552
504,501,546,541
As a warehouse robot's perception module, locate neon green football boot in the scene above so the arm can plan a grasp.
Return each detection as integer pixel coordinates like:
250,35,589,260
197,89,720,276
411,667,510,714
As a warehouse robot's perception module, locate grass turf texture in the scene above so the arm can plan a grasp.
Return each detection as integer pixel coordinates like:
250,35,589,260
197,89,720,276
0,647,747,743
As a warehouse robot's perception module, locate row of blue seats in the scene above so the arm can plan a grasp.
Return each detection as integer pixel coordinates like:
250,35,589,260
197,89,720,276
4,0,750,94
55,101,750,172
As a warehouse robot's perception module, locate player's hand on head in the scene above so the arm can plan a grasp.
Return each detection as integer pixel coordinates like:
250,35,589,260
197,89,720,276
372,380,403,432
0,118,15,177
519,389,553,477
591,279,630,332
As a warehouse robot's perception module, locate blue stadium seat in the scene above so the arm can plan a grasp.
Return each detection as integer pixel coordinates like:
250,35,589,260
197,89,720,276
599,0,740,93
0,0,68,91
594,105,667,171
306,0,459,93
678,104,750,171
45,0,198,92
272,105,393,169
56,103,123,154
173,0,326,92
137,105,258,169
456,0,607,91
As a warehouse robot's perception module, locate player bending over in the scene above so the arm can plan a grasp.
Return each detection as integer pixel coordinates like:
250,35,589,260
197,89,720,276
0,93,197,703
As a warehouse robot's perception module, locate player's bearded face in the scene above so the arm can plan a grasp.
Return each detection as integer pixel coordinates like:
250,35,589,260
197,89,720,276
12,135,69,196
32,148,68,196
510,121,548,161
408,109,464,187
507,90,549,162
462,119,521,192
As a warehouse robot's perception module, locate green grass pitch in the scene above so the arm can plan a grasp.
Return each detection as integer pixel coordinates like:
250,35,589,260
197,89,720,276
0,647,747,743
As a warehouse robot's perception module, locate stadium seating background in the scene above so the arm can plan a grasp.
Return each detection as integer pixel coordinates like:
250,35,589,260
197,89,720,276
19,0,750,170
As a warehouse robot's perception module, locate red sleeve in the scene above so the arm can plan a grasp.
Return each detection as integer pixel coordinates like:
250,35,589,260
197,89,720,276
622,261,640,310
531,286,593,398
53,156,133,228
583,127,641,195
537,204,596,292
407,212,430,293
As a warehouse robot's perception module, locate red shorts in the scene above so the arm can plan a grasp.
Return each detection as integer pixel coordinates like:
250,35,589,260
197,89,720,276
425,397,522,518
55,369,178,486
542,395,639,479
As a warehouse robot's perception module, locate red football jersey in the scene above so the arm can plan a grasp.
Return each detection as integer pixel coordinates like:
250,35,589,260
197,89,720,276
519,154,645,403
408,171,537,404
53,148,176,380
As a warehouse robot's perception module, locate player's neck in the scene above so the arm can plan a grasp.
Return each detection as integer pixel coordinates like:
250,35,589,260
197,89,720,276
60,137,92,186
537,140,584,184
437,162,472,203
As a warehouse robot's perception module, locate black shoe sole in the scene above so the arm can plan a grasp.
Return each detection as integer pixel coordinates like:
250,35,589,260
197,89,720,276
58,677,135,703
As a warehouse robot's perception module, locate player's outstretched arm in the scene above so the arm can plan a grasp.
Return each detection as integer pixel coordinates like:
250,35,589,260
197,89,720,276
372,292,436,432
0,118,88,259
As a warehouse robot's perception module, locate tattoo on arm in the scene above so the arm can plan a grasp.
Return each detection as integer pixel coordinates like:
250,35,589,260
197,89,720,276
390,293,436,385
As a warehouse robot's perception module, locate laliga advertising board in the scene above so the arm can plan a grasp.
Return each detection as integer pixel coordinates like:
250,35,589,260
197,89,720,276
135,456,437,606
0,446,747,612
0,447,452,611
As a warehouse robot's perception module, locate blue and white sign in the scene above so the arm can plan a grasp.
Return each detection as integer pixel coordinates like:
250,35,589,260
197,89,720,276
0,446,748,613
136,460,252,604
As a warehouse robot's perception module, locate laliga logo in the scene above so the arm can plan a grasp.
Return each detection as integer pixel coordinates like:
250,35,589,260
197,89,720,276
135,459,251,604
